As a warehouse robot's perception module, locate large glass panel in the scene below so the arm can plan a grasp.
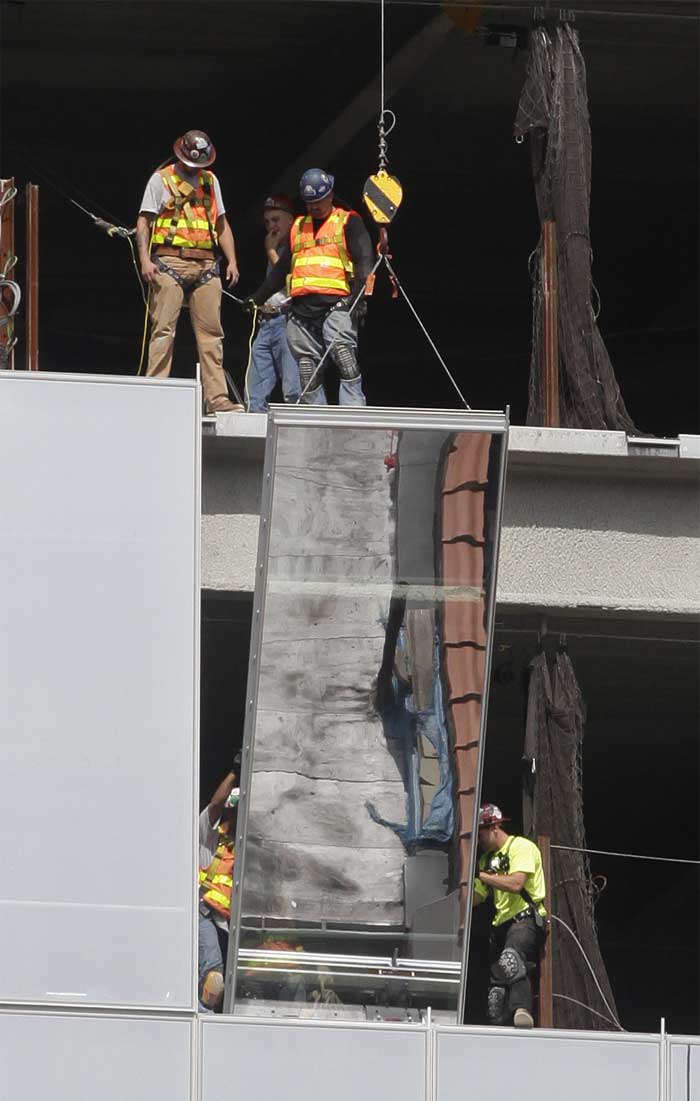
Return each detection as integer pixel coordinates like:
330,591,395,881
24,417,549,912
0,374,199,1009
228,409,507,1022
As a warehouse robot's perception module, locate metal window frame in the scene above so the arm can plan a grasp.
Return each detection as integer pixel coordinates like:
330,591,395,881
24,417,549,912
224,405,509,1020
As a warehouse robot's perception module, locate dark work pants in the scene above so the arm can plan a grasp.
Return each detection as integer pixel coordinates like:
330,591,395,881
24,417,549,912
489,915,540,1023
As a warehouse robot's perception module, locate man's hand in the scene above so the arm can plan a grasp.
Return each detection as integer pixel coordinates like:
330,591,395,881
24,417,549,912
265,228,282,254
141,258,159,285
225,261,240,287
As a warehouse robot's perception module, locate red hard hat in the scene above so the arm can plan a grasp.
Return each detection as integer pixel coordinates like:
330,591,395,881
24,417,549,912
478,804,509,828
262,193,295,216
173,130,216,169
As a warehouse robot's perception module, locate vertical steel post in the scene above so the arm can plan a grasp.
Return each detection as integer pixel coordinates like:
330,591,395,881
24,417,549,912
0,177,16,370
542,220,559,427
25,183,40,371
537,832,554,1027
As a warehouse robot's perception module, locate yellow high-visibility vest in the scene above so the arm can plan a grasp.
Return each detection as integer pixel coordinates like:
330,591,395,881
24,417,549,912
152,164,219,250
199,826,234,918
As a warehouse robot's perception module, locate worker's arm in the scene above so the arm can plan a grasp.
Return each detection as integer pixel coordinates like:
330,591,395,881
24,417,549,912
251,243,291,305
472,877,489,907
136,212,159,285
207,770,238,827
344,214,374,314
478,869,527,894
215,215,239,287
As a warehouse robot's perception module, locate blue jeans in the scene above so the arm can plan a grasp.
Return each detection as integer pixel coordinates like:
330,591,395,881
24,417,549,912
198,901,228,1013
246,314,301,411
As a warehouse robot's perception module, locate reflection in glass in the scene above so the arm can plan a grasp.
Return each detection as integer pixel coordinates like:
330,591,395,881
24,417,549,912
229,418,506,1021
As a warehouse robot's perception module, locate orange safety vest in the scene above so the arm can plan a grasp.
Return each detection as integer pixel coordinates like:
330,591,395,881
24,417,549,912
151,164,219,250
289,208,355,297
199,825,234,919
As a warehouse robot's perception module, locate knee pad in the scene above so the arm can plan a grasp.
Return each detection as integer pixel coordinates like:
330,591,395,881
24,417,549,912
491,946,527,986
298,356,319,387
487,985,507,1024
334,344,360,380
201,969,224,1009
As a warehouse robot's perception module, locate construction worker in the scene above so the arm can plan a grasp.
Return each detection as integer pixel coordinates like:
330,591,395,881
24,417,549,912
246,168,373,405
136,130,243,413
473,803,547,1028
198,759,240,1012
246,194,301,411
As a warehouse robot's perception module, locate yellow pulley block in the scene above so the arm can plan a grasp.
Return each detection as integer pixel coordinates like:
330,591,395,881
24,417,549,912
362,171,403,225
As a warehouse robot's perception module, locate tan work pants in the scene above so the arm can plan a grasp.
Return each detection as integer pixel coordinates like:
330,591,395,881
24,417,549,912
146,257,230,411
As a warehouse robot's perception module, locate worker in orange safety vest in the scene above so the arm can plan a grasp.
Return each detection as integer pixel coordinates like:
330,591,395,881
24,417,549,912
245,168,373,405
198,757,240,1011
136,129,243,413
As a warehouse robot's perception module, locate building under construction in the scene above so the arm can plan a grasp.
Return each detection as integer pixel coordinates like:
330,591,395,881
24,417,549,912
0,2,698,1099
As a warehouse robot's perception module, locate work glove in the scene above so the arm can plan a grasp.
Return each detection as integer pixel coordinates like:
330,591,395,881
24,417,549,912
241,297,258,315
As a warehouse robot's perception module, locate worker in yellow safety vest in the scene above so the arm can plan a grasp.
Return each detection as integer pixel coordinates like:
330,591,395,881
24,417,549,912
473,803,547,1029
136,129,243,413
246,168,373,405
198,758,241,1012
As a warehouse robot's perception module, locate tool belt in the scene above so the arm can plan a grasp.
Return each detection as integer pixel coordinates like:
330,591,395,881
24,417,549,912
154,245,215,261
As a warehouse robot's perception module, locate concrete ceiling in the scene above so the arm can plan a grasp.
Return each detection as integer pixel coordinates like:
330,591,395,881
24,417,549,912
1,1,698,432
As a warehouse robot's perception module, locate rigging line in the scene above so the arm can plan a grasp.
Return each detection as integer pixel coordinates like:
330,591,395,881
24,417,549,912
552,992,622,1031
382,255,471,409
494,625,699,646
552,844,700,866
15,149,125,226
549,914,624,1031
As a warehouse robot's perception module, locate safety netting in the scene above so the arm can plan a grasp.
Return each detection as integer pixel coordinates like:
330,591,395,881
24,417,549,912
523,650,621,1031
514,24,639,432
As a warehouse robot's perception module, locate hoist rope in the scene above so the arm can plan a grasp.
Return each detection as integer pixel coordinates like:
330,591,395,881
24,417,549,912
383,256,470,409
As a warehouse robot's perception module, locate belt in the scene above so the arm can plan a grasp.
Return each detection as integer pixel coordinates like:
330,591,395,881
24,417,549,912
154,246,216,261
512,908,537,924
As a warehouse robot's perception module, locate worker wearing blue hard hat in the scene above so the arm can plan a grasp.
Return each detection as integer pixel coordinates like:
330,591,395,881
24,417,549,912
245,168,373,405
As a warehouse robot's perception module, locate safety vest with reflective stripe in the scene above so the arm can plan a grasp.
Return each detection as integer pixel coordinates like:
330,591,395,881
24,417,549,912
289,208,355,297
151,164,219,250
199,825,234,919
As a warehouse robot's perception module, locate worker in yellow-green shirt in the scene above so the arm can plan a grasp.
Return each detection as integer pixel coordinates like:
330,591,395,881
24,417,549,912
473,803,547,1028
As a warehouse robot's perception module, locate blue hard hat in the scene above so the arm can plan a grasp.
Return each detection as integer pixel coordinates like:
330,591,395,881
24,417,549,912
299,168,335,202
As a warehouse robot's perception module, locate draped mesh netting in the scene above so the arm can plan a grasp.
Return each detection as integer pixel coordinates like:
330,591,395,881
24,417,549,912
515,24,639,432
523,651,621,1031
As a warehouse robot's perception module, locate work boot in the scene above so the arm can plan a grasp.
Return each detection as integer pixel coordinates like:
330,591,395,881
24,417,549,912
206,398,244,414
513,1008,534,1028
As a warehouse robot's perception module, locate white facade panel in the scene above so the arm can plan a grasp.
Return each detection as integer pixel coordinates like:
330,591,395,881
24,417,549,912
200,1018,427,1101
0,1010,193,1101
435,1028,659,1101
0,374,199,1008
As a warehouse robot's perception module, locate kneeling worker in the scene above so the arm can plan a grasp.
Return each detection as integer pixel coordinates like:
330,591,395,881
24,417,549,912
198,760,240,1012
136,129,242,413
247,169,373,405
473,803,547,1028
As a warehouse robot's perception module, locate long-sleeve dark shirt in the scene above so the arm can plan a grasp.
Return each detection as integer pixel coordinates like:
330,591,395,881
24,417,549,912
252,210,373,320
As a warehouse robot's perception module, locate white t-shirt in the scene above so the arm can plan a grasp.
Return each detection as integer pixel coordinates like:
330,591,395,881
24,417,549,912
199,808,229,931
139,168,225,218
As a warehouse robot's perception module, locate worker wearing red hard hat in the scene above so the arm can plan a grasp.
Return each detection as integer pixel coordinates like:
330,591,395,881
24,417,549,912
244,194,301,411
473,803,547,1028
136,130,242,413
